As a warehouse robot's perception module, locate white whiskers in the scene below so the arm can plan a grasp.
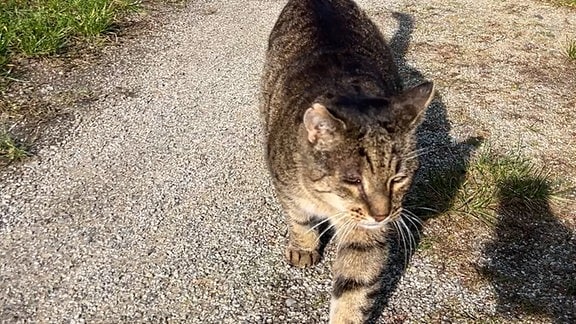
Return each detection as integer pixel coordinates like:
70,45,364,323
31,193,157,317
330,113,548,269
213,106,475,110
402,209,423,228
304,211,347,235
403,147,434,161
393,208,423,268
310,211,348,245
392,220,409,267
335,218,356,252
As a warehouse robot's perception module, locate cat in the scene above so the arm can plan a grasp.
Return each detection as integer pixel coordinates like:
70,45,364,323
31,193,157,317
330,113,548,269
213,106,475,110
260,0,434,322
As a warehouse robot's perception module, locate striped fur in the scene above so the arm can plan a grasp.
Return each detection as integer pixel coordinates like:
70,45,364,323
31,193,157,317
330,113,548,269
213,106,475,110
260,0,434,322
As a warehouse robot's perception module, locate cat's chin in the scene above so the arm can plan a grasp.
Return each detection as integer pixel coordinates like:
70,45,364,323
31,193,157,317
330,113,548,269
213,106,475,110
358,221,387,230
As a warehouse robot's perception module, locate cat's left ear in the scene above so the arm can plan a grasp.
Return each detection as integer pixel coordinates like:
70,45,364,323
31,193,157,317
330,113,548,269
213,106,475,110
303,103,345,151
390,81,435,130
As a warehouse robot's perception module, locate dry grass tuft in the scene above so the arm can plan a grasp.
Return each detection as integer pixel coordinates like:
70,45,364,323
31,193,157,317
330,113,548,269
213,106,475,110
409,146,569,225
0,130,29,164
566,38,576,61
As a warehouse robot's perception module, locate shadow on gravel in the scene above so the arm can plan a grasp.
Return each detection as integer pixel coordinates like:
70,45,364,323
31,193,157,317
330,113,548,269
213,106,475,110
481,180,576,323
366,12,481,323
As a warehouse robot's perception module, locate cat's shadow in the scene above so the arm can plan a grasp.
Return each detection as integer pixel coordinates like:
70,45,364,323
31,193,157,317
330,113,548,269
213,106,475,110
363,12,482,323
481,179,576,323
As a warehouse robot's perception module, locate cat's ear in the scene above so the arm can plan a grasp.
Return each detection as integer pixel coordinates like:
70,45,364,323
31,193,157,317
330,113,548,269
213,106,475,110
390,81,435,130
303,103,345,150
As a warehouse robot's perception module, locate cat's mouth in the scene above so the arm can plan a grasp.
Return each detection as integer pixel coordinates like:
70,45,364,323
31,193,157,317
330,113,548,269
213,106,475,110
358,220,387,230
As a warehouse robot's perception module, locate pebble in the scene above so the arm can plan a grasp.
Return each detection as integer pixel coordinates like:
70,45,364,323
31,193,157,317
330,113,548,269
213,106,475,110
285,298,297,307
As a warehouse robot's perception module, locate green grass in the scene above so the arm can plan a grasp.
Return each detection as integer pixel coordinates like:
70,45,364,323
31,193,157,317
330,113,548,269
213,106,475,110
566,38,576,61
410,147,562,225
0,0,139,71
0,131,29,164
547,0,576,8
417,236,434,252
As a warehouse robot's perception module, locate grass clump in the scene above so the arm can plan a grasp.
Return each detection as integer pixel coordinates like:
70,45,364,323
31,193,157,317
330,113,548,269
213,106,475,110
547,0,576,8
566,38,576,61
0,0,139,71
411,147,560,225
0,131,29,164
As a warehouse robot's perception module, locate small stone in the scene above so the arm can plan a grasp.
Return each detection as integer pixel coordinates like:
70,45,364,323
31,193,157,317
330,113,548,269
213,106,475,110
40,85,54,94
285,298,297,307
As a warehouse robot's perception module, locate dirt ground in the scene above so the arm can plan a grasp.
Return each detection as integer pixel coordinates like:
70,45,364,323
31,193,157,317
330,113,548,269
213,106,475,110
1,0,575,323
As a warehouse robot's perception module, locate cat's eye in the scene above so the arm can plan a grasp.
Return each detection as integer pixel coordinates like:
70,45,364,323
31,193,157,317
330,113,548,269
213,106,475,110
395,160,403,174
343,177,362,185
391,174,407,184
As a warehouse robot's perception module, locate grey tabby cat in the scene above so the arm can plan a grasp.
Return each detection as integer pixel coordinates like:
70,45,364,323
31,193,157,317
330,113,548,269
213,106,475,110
260,0,434,322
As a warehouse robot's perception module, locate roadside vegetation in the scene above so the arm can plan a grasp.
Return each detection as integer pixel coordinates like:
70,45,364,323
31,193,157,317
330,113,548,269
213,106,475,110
410,146,568,226
547,0,576,8
0,0,180,164
0,130,29,165
567,38,576,61
545,1,576,60
0,0,139,74
562,0,576,61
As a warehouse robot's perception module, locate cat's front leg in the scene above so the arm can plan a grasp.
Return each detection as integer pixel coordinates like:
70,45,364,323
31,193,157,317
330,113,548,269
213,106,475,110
284,208,323,268
329,230,388,324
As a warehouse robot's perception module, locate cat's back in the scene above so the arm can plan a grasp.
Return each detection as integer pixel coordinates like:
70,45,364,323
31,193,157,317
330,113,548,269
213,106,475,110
265,0,374,69
261,0,401,152
262,0,398,106
268,0,358,48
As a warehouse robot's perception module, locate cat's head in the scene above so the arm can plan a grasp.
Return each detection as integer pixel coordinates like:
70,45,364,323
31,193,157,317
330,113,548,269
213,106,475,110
301,81,434,230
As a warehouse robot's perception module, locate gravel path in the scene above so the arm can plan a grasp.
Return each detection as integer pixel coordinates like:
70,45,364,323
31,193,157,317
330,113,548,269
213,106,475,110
1,0,575,323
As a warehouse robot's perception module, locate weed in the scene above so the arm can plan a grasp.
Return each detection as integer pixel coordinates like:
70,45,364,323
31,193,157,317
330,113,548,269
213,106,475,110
0,0,140,71
0,131,29,163
417,236,433,251
0,32,9,69
409,146,560,226
547,0,576,8
566,38,576,61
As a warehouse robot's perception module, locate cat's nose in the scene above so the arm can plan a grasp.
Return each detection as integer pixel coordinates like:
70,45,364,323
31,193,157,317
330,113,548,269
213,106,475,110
367,196,390,221
373,214,387,222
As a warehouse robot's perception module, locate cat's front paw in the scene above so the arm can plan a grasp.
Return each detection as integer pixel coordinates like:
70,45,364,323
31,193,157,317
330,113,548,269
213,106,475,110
285,246,320,268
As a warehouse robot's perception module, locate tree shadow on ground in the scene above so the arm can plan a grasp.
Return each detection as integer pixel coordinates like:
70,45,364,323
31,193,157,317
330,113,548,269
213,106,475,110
481,179,576,323
366,12,482,323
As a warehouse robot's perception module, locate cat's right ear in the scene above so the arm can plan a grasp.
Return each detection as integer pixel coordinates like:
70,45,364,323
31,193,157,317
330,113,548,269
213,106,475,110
390,81,435,131
303,103,345,150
